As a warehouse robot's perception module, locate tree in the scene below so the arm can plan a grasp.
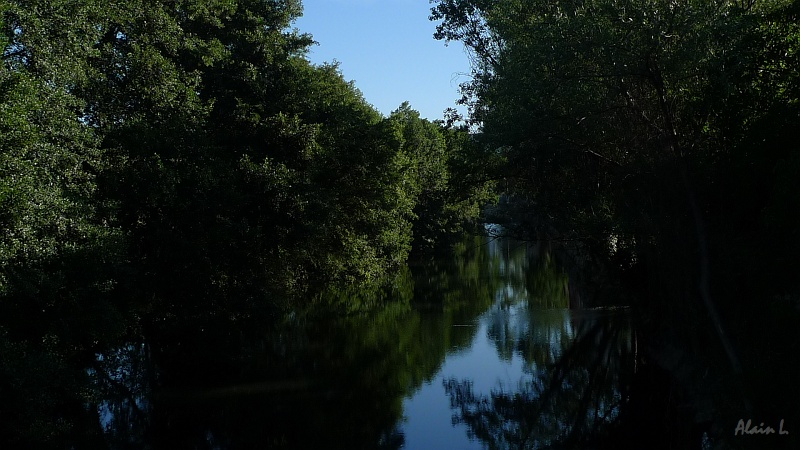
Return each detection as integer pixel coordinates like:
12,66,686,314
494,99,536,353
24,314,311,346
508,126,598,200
15,0,421,312
431,0,800,373
1,3,132,444
382,102,498,255
1,0,128,336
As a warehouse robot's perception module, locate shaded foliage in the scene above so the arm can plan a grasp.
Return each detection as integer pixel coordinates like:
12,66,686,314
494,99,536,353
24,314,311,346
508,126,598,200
1,0,496,317
432,0,800,446
430,0,800,297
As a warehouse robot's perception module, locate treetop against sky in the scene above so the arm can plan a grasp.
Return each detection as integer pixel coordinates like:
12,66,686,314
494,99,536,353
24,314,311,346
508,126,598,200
295,0,471,121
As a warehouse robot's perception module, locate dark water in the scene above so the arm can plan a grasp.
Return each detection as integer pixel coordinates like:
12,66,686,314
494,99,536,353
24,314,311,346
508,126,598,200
3,233,799,449
400,237,633,449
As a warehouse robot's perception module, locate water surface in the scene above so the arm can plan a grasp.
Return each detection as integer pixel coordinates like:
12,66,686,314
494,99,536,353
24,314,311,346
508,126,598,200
12,233,796,449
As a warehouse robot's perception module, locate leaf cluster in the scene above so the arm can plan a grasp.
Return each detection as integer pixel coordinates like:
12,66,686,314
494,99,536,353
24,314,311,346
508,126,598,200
431,0,800,298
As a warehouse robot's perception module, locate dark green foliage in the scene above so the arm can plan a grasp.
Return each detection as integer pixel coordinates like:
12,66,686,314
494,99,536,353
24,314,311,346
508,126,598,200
1,0,495,323
431,0,800,300
383,103,498,255
1,3,127,339
430,5,800,430
0,0,501,397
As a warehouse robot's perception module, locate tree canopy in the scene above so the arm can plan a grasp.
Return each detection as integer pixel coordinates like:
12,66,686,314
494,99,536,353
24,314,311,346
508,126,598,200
0,0,496,323
431,0,800,292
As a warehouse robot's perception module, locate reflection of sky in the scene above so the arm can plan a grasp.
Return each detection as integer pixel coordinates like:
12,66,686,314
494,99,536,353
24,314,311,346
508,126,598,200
401,317,528,450
401,303,577,449
401,234,576,449
89,344,150,432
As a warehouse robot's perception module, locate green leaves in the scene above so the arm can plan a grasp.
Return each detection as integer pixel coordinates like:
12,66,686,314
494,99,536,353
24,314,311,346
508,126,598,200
1,0,498,326
432,0,800,305
433,0,792,223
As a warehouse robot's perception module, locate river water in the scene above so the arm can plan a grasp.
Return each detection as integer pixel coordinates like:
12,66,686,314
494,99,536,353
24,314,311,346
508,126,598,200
400,237,628,449
81,233,640,449
6,232,799,449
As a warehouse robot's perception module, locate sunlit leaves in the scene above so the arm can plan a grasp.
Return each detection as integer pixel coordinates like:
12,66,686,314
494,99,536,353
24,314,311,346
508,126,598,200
1,0,497,321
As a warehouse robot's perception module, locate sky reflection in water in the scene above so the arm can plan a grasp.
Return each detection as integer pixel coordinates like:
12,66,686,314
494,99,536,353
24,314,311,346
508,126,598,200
399,234,617,449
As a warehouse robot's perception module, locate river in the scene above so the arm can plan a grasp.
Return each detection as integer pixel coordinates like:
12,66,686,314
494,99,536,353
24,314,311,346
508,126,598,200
81,233,637,449
4,232,798,449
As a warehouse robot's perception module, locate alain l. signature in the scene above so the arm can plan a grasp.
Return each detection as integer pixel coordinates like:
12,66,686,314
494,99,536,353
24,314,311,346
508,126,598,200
734,419,789,436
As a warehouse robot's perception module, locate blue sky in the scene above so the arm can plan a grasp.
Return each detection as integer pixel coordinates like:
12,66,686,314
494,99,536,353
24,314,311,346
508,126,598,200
294,0,472,121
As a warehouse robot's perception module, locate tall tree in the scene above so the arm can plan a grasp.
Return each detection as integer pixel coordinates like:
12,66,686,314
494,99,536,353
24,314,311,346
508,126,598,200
431,0,800,371
1,0,126,338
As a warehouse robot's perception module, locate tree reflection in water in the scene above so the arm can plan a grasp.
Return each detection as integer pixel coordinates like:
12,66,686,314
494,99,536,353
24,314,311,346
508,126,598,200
70,235,503,449
445,309,635,449
88,342,152,448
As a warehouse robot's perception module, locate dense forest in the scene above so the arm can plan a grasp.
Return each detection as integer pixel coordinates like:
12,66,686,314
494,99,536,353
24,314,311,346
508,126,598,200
433,0,800,366
433,0,800,293
1,0,497,326
2,0,799,448
431,1,800,446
